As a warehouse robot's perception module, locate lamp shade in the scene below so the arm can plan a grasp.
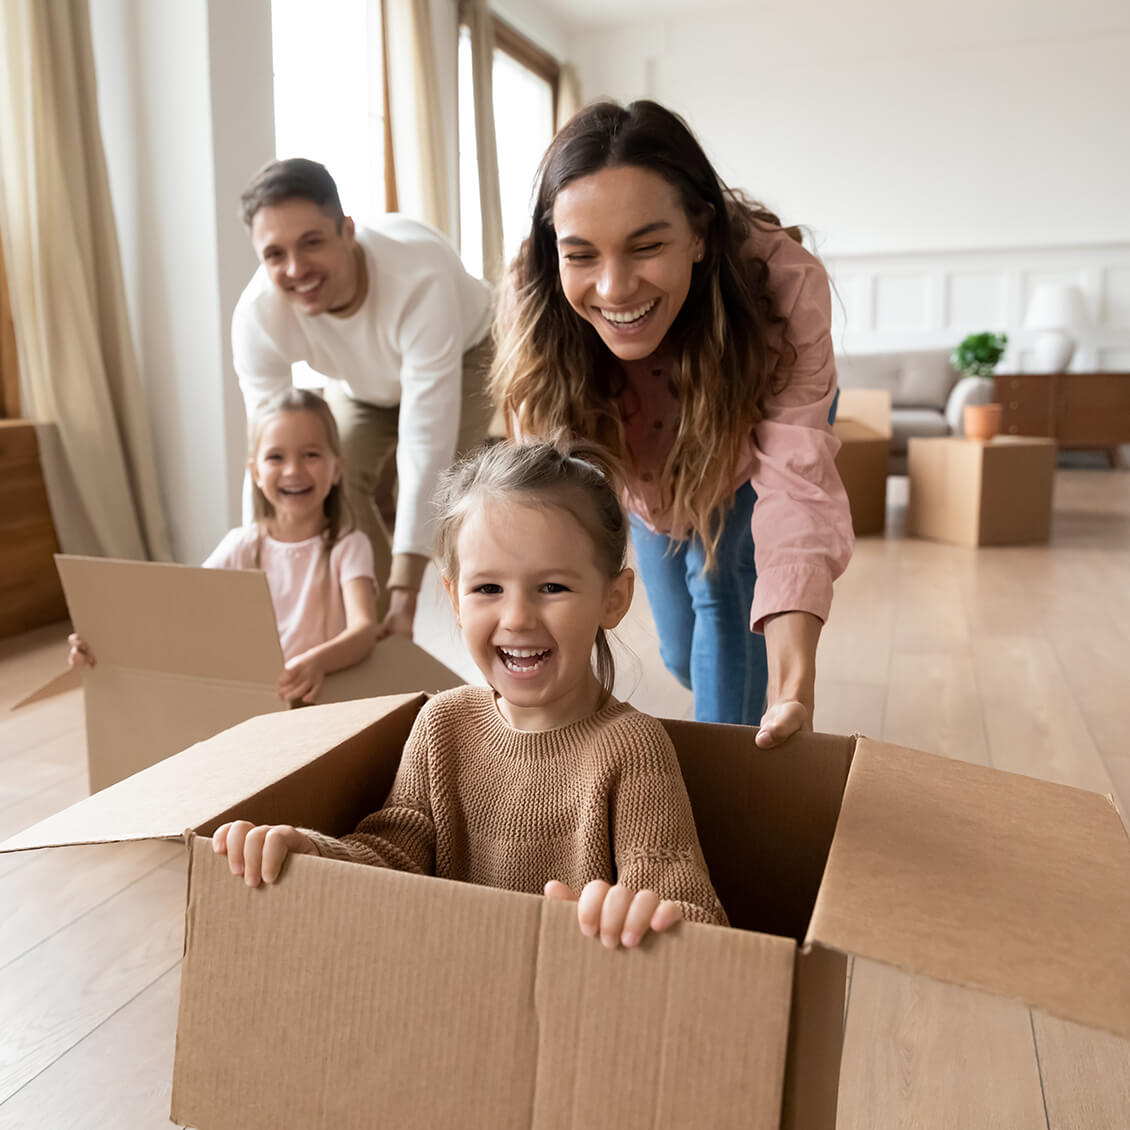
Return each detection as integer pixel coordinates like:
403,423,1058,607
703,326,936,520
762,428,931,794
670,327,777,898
1024,284,1088,331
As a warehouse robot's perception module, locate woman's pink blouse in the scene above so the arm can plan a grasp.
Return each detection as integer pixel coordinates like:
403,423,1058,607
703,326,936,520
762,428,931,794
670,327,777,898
618,227,854,633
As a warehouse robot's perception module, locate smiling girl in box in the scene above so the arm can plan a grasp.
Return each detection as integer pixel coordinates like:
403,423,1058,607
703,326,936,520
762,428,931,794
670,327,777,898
69,388,378,704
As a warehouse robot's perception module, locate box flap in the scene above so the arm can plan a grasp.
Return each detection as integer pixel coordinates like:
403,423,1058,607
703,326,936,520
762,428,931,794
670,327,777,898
834,418,889,445
10,666,82,710
317,634,463,702
0,693,423,854
55,554,282,684
83,667,284,793
835,388,892,439
808,738,1130,1038
530,899,796,1128
173,841,797,1130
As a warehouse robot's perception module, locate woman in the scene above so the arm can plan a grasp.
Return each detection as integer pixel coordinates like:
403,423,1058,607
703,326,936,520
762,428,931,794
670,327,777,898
491,100,853,746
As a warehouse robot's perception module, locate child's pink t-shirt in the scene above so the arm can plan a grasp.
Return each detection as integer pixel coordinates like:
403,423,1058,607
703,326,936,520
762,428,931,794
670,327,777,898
203,526,375,661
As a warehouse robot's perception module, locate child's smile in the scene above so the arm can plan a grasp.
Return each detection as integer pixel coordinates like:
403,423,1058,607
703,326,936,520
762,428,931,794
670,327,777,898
497,646,553,676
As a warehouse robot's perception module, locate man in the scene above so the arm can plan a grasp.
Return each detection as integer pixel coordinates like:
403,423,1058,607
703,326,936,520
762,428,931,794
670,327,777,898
232,158,493,639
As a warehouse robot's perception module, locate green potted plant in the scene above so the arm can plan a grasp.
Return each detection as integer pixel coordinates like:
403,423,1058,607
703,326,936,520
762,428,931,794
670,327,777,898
950,331,1008,440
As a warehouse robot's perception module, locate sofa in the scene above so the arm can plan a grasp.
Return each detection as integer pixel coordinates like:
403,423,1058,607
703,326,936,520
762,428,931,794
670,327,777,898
835,349,993,473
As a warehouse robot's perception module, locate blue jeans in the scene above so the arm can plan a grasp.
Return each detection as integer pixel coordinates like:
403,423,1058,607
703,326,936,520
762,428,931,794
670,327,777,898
631,392,839,725
630,482,764,725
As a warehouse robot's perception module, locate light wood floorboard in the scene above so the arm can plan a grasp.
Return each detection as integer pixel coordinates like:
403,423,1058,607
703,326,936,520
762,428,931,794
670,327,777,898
0,469,1127,1127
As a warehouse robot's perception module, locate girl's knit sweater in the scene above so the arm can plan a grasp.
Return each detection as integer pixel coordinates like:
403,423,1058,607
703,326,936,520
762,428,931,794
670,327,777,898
305,685,728,926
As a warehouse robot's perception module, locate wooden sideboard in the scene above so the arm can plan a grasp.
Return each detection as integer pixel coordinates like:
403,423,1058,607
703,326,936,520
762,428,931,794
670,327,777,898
995,372,1130,462
0,420,68,638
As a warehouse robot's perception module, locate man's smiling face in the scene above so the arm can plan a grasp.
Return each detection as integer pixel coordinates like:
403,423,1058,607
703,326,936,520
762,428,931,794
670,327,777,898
250,198,358,316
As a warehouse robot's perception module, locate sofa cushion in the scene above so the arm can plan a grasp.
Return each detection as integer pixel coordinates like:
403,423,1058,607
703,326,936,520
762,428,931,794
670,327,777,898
891,408,950,454
836,350,959,411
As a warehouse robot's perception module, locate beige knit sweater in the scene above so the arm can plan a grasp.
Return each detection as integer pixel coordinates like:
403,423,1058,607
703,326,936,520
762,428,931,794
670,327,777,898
305,685,728,927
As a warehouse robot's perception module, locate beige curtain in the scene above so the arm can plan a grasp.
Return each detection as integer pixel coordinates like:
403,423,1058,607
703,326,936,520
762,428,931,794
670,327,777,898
384,0,452,237
460,0,503,284
556,63,583,132
0,0,171,561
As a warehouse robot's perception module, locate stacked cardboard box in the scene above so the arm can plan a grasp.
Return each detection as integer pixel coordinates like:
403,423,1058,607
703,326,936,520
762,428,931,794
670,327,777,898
908,435,1057,547
834,389,891,536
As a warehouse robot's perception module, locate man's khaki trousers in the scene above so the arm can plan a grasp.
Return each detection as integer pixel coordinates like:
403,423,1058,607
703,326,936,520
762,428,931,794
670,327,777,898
323,336,494,611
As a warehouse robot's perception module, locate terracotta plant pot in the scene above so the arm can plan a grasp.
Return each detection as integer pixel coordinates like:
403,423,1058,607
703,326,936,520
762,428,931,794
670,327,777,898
964,402,1002,441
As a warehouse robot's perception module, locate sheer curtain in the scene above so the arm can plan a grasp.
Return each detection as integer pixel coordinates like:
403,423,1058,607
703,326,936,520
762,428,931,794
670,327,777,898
384,0,452,237
0,0,171,560
556,62,582,131
460,0,503,284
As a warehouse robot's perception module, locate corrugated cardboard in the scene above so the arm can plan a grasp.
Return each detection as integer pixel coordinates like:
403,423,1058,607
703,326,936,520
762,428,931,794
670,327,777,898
4,696,1128,1130
13,555,462,792
907,435,1057,547
834,389,891,536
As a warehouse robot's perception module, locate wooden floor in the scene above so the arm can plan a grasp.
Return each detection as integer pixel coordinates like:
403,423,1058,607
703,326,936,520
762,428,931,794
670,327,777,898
1,468,1129,1128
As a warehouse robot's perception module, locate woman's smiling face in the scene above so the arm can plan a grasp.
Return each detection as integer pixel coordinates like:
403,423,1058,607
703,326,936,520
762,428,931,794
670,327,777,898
552,165,704,362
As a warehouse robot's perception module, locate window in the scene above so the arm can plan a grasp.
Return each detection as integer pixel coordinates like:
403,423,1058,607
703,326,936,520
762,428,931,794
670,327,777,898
458,18,558,279
270,0,388,388
271,0,387,225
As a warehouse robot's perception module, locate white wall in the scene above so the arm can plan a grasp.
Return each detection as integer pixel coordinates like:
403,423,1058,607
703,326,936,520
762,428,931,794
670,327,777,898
491,0,574,60
567,3,1130,363
571,8,1130,258
825,243,1130,373
90,0,275,564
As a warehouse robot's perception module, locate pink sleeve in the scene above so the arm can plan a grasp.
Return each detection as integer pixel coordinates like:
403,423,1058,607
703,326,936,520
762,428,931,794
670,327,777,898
333,530,377,588
201,527,251,569
747,238,854,633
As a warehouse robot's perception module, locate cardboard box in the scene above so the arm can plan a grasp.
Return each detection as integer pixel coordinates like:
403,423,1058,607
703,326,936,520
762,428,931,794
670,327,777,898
13,555,462,792
908,435,1057,547
4,694,1128,1130
833,389,891,536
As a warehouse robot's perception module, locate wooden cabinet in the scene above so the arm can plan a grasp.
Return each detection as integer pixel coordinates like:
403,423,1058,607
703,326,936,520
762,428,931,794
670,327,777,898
995,372,1130,457
0,421,68,638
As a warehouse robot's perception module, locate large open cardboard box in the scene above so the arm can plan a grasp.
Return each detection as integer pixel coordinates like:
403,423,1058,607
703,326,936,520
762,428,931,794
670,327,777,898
13,555,462,792
907,435,1057,547
4,693,1128,1130
833,389,891,536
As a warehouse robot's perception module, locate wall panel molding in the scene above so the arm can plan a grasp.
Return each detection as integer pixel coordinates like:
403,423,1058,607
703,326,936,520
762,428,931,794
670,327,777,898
824,243,1130,371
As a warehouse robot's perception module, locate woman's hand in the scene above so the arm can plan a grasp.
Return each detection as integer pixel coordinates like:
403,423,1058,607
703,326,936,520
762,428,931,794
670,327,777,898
544,879,683,948
213,820,317,886
277,652,325,704
755,699,812,749
67,634,94,669
760,611,820,748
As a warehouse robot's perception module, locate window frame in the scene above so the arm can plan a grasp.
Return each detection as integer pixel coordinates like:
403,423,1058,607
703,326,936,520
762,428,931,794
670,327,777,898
489,17,560,127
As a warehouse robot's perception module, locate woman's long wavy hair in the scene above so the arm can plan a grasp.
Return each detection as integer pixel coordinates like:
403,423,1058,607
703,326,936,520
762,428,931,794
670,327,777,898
490,99,800,568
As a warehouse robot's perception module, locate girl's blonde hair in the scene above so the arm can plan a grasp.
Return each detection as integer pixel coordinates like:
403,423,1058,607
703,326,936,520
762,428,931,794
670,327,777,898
435,438,628,705
490,99,801,570
247,387,354,566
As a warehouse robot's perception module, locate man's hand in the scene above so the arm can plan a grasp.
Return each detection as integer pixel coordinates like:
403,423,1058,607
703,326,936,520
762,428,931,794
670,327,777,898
755,699,811,748
379,587,417,641
544,879,683,948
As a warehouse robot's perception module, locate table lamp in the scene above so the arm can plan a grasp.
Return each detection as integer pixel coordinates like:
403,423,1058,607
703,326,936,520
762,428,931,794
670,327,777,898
1023,283,1087,372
